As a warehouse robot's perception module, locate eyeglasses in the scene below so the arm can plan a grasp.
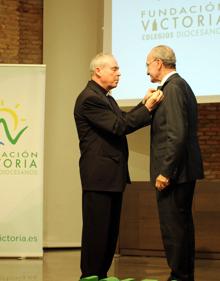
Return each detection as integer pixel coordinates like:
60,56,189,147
146,58,157,67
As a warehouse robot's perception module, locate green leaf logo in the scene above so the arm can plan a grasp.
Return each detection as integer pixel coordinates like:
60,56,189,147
0,101,28,145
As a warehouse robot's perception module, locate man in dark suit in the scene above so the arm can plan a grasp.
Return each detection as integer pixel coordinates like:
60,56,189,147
74,53,163,280
146,45,204,281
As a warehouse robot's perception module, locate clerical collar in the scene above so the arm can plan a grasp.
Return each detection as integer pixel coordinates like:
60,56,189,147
90,80,109,96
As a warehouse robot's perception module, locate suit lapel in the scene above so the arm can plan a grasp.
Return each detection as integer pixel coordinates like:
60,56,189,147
107,95,121,115
88,80,113,110
160,73,180,91
87,80,121,115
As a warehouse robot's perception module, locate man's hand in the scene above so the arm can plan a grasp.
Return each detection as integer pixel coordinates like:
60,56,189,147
155,174,170,191
142,88,157,104
144,89,164,111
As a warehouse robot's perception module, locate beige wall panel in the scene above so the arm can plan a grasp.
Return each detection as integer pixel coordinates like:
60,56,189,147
43,0,103,247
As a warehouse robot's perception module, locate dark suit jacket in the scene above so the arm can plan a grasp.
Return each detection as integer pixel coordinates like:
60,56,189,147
74,80,151,192
150,73,204,184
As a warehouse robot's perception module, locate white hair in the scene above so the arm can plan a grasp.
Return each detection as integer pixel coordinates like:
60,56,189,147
89,53,115,76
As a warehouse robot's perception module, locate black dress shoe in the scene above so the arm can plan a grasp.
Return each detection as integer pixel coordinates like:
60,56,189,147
98,276,107,280
167,275,178,281
166,274,194,281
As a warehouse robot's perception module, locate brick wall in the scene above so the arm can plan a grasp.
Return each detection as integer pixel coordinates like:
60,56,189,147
0,0,43,64
198,103,220,181
0,0,219,181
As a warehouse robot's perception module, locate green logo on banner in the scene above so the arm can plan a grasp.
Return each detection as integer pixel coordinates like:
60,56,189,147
0,100,28,145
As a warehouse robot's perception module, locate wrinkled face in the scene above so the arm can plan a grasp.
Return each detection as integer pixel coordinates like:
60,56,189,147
146,53,161,83
96,57,121,91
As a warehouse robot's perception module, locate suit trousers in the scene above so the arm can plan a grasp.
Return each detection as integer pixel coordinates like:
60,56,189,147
156,181,196,281
80,190,123,280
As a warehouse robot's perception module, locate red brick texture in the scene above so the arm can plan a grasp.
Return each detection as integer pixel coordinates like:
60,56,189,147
0,0,43,64
198,103,220,181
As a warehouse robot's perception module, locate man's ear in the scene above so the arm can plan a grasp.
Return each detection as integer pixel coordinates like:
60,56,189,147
95,66,102,78
157,59,163,69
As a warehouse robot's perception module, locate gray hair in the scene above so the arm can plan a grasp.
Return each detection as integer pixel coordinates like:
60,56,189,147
150,45,176,69
89,53,115,76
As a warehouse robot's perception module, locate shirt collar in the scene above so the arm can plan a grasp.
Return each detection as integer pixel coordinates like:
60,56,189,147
159,71,177,87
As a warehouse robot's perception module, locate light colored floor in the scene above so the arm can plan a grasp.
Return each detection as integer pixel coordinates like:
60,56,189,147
0,249,220,281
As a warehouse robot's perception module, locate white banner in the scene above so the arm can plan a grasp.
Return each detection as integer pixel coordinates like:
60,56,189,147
0,259,42,281
0,64,45,257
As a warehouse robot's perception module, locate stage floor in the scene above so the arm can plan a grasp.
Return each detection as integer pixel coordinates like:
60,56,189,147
0,249,220,281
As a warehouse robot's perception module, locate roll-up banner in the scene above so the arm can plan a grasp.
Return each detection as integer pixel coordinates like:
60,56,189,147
0,64,45,257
